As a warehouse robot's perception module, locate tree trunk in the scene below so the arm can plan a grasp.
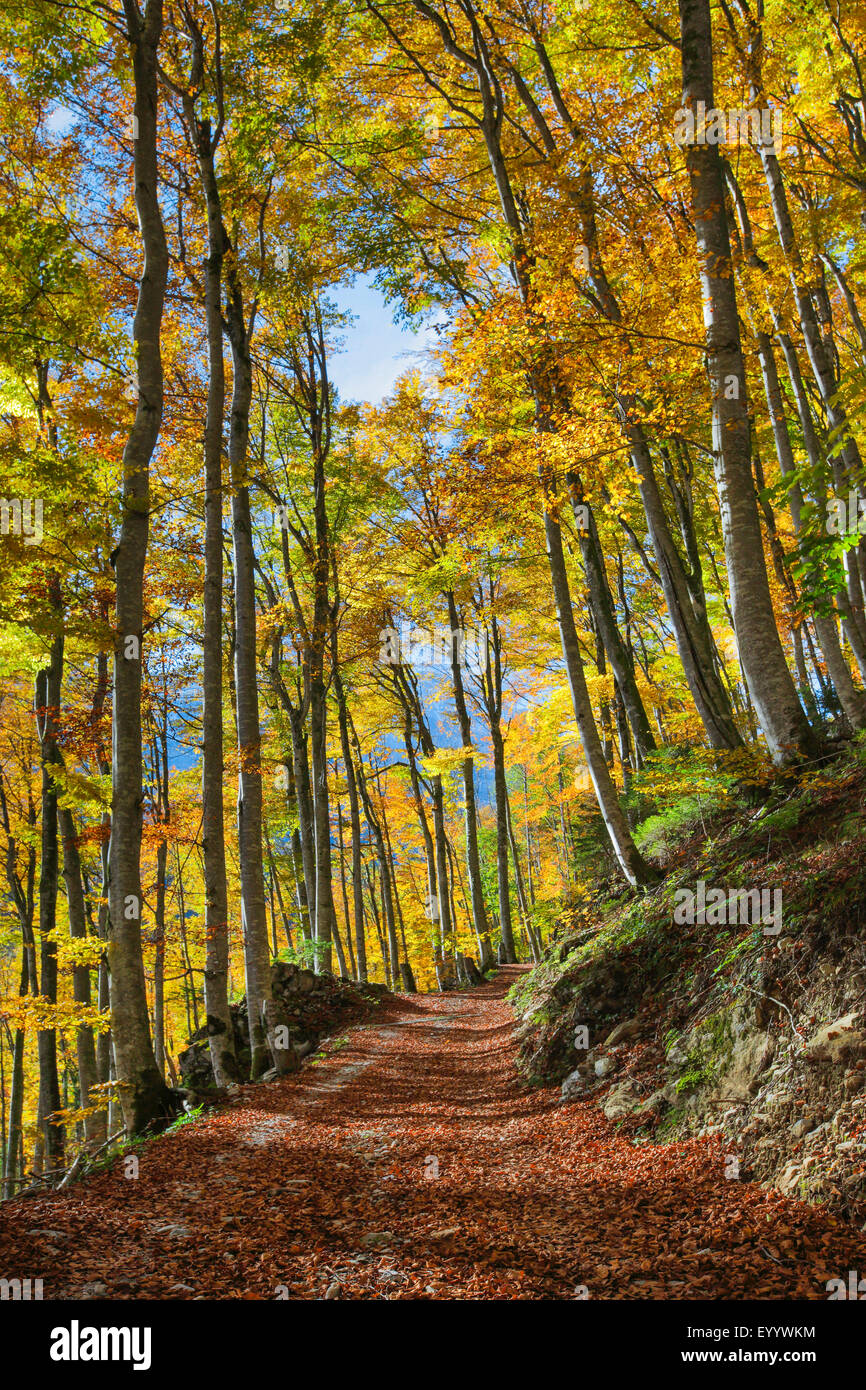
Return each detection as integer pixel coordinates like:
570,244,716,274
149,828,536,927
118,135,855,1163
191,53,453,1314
108,0,174,1135
445,591,492,965
570,492,656,760
59,805,104,1147
0,774,36,1195
35,602,64,1170
677,0,819,764
333,651,368,981
226,293,276,1078
756,329,866,728
193,117,238,1087
544,504,658,886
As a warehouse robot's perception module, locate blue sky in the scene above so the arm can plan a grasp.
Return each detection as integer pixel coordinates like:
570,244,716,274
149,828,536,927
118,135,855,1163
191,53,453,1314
330,276,436,404
45,106,431,407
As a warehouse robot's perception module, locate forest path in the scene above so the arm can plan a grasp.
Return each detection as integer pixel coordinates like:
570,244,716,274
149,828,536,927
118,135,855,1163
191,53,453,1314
3,966,865,1299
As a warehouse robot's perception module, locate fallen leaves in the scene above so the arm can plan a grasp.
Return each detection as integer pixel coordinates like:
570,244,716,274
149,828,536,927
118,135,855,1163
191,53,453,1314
2,968,865,1300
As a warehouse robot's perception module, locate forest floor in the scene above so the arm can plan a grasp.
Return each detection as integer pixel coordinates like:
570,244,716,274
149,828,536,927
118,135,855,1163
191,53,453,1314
2,965,864,1300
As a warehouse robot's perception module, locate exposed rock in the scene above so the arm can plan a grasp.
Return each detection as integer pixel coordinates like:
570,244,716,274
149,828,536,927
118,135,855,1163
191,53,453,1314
645,1085,675,1113
360,1231,395,1249
804,1013,866,1064
603,1018,641,1048
717,1031,774,1102
790,1118,815,1140
602,1080,643,1120
178,962,388,1091
777,1163,803,1196
594,1054,618,1078
561,1068,590,1101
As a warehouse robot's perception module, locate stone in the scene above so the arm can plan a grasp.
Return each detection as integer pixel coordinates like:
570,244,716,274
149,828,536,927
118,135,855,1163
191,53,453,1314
360,1231,395,1249
602,1080,643,1120
804,1013,866,1064
777,1163,803,1196
603,1018,640,1048
790,1118,816,1140
594,1054,618,1078
644,1086,674,1114
561,1068,590,1101
178,962,383,1091
716,1031,774,1103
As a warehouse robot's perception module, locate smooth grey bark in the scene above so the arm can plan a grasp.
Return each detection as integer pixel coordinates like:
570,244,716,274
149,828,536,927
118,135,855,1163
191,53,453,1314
543,496,657,887
477,615,516,962
264,823,294,953
309,674,336,976
568,490,656,760
59,804,104,1148
332,623,368,981
378,803,415,989
756,329,866,729
486,3,740,752
505,790,541,962
262,617,317,956
401,708,440,958
224,266,277,1078
752,87,864,491
35,603,64,1169
0,775,36,1195
334,803,357,979
559,158,741,749
821,252,866,359
745,43,866,657
285,310,339,975
775,328,866,680
678,0,819,764
397,0,655,883
364,859,392,987
619,424,744,750
152,836,167,1078
444,591,492,966
178,51,238,1086
108,0,175,1136
229,432,274,1074
348,721,400,982
389,662,456,949
289,711,317,943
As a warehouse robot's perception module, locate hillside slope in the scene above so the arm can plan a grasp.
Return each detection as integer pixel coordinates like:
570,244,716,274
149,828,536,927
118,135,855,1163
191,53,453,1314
513,745,866,1227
